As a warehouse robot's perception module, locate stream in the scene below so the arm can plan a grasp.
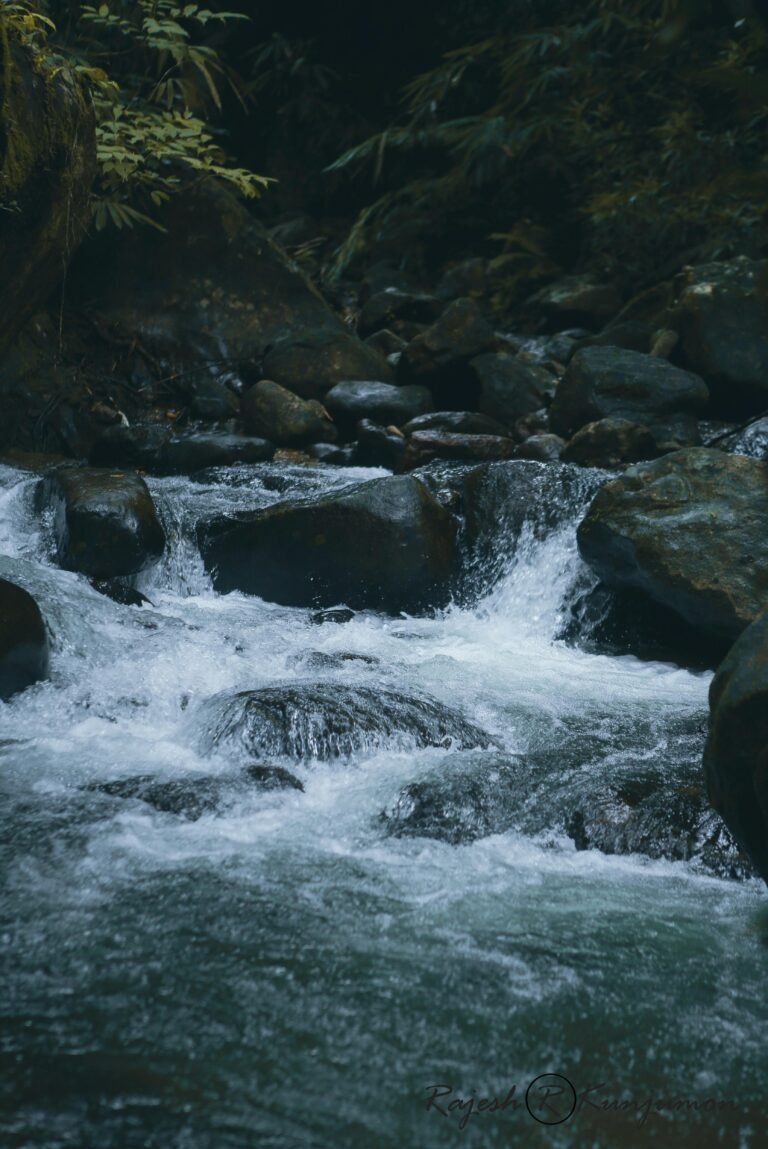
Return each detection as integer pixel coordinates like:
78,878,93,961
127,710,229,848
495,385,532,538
1,457,767,1149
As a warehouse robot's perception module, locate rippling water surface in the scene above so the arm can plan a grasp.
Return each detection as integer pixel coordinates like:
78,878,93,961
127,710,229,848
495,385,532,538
1,459,766,1149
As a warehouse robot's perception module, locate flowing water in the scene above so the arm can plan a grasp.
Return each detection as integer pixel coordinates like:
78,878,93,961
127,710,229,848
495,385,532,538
1,459,766,1149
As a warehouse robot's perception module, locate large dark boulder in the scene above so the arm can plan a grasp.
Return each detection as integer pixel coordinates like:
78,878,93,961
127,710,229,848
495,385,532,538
671,257,768,417
324,380,432,432
401,299,495,406
354,420,406,470
241,379,335,446
196,684,494,761
471,352,555,427
402,431,516,470
42,469,166,579
704,609,768,883
529,276,622,330
199,474,458,612
0,579,49,700
161,432,274,473
561,418,658,469
577,448,768,641
0,29,96,357
549,346,709,449
69,179,391,401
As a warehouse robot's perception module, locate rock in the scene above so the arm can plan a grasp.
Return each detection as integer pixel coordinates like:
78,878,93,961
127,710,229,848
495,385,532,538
436,258,489,302
241,379,336,447
579,321,653,355
514,332,579,367
0,29,96,357
566,773,751,879
513,410,550,442
287,650,379,672
354,420,406,470
310,608,356,625
262,335,393,400
380,752,523,844
324,381,432,431
188,376,239,421
364,329,407,357
402,411,509,437
561,418,658,468
470,352,555,427
716,416,768,459
161,432,275,473
70,178,390,402
0,579,49,701
577,448,768,641
196,684,494,761
401,299,495,406
529,276,622,329
90,580,153,608
42,469,166,579
305,442,354,464
549,346,709,448
402,431,516,470
199,474,458,613
671,257,768,416
512,433,565,462
358,289,443,336
89,424,171,470
87,763,303,819
704,609,768,883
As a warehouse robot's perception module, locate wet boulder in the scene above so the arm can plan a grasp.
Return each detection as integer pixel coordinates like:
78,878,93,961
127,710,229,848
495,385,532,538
241,379,336,447
672,257,768,417
324,380,432,432
161,432,275,473
577,448,768,641
513,433,565,462
401,299,495,406
402,431,516,470
42,469,166,579
358,289,443,336
380,752,524,844
529,276,622,330
471,352,555,427
89,424,171,470
549,346,708,448
716,416,768,459
0,579,49,701
199,474,458,612
561,418,658,468
196,684,494,762
565,773,751,879
704,609,768,884
403,411,509,437
87,763,303,819
353,420,406,470
70,178,391,403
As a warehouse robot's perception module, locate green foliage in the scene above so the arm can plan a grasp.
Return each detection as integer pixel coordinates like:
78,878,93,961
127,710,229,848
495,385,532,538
328,0,768,298
1,0,271,228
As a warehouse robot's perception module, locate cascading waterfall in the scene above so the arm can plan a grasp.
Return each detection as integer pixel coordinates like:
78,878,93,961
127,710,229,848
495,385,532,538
1,458,766,1149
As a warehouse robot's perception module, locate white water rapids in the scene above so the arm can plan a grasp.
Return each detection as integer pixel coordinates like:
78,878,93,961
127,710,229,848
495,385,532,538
0,458,766,1149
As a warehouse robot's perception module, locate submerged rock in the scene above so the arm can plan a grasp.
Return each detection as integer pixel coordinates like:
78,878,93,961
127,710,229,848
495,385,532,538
42,469,166,579
324,380,432,432
195,684,494,761
549,346,708,448
704,609,768,884
87,763,303,819
0,578,49,701
380,752,524,844
577,448,768,641
199,474,458,613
